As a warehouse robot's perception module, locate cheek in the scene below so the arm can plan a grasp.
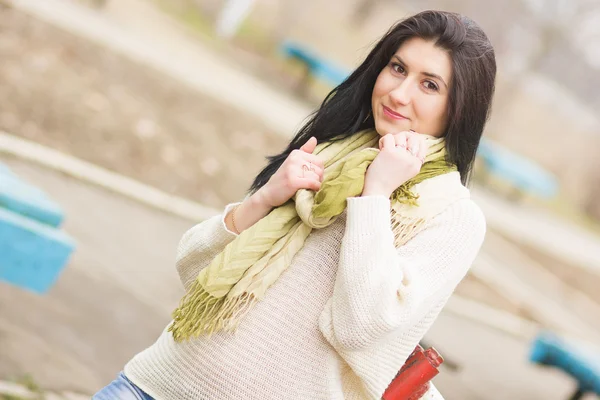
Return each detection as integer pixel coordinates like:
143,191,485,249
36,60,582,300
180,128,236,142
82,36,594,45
435,101,448,122
418,97,447,121
429,100,448,136
372,72,390,102
420,98,449,134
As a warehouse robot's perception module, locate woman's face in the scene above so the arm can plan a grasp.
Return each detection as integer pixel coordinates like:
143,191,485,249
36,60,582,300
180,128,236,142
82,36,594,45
371,37,452,138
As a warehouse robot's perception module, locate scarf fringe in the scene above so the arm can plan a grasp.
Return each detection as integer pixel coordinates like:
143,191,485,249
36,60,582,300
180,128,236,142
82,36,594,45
169,130,458,342
390,209,426,247
392,185,420,207
168,280,258,340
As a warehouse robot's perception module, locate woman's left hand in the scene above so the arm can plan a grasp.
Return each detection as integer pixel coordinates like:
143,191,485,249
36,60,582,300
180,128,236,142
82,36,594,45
362,131,429,198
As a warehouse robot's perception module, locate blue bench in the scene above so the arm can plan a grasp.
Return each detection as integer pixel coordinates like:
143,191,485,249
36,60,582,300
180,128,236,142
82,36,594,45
530,331,600,400
477,139,559,200
280,41,350,94
0,163,75,293
0,163,64,227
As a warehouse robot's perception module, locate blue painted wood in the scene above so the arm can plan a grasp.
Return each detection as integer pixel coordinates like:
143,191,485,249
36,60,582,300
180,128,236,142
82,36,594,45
0,163,64,228
0,207,75,293
530,332,600,396
478,139,559,199
281,41,349,87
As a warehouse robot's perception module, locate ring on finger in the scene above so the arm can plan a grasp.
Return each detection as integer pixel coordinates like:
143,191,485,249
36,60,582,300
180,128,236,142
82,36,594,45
301,163,310,178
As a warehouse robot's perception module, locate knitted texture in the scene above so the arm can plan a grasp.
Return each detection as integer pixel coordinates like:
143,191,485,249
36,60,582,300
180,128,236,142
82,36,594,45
124,172,486,400
168,130,456,340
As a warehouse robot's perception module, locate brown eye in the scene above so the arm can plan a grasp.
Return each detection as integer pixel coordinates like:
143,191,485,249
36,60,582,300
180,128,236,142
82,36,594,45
391,63,405,74
424,80,439,92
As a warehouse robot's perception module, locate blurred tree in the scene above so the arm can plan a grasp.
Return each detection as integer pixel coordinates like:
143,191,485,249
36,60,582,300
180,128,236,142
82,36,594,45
215,0,256,39
509,0,598,73
584,159,600,220
351,0,380,26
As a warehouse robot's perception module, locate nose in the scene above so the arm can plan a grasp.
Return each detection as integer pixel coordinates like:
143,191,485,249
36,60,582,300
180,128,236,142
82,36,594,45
389,77,414,106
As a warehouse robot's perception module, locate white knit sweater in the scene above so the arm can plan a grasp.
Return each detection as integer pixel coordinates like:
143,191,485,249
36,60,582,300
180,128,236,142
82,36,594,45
125,183,485,399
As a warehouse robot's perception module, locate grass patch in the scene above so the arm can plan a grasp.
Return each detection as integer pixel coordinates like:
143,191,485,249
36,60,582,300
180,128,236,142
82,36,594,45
233,17,277,55
0,374,43,400
147,0,277,56
151,0,214,39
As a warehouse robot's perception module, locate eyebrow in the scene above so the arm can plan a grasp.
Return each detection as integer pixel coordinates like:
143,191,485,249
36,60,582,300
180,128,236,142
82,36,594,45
393,55,448,89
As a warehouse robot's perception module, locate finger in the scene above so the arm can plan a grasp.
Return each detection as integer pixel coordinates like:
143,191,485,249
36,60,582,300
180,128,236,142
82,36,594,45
406,134,421,157
417,136,429,162
310,165,324,181
296,163,321,180
296,176,322,192
298,152,325,170
378,135,394,150
304,169,321,182
297,163,324,181
299,137,317,154
392,131,409,149
380,134,396,151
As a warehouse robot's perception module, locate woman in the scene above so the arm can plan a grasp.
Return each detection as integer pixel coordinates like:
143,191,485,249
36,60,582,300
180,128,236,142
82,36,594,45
94,9,496,400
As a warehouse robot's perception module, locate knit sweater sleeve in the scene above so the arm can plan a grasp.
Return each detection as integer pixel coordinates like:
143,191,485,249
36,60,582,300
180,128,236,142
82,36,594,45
319,195,485,397
175,202,240,291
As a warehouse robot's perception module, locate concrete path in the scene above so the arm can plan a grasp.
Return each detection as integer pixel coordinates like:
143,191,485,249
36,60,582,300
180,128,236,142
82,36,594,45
473,186,600,276
425,313,577,400
0,156,191,393
0,156,578,399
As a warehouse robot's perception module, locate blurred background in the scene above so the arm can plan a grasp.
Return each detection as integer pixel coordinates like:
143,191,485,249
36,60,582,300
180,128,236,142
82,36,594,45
0,0,599,398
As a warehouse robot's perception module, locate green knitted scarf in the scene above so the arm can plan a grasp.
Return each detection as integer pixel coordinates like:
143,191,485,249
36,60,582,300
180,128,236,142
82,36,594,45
168,129,457,341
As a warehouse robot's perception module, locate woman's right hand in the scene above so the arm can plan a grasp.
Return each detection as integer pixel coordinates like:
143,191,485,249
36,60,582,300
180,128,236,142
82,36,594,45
255,137,325,209
362,131,428,198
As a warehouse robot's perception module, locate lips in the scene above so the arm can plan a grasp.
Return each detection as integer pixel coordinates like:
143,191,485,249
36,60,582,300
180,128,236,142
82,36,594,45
382,105,408,120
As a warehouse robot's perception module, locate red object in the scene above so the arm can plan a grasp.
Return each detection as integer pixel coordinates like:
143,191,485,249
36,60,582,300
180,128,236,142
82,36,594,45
382,346,444,400
407,383,431,400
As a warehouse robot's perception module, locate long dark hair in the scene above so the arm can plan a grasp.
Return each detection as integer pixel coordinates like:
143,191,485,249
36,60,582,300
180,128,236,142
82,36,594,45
249,10,496,193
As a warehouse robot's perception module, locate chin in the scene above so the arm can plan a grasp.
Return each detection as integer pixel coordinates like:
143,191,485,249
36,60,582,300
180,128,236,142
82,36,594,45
373,119,410,137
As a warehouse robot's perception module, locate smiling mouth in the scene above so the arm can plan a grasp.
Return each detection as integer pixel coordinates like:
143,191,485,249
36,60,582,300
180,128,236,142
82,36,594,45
382,105,408,120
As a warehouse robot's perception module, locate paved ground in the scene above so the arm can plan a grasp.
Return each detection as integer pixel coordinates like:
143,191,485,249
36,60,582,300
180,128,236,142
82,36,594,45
0,156,190,394
425,313,578,400
2,0,600,398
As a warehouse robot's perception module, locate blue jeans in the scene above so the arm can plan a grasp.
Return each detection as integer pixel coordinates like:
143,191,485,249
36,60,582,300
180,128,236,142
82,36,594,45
93,371,154,400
